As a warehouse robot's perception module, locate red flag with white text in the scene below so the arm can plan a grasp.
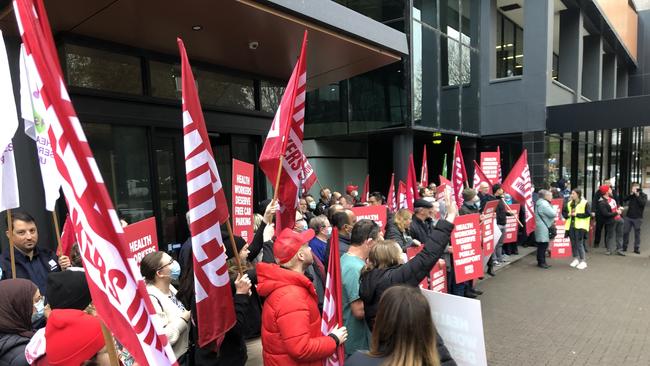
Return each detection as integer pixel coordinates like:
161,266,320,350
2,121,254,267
497,146,502,183
420,145,428,187
301,157,317,194
386,173,396,212
398,181,408,210
178,38,236,349
406,154,419,211
259,31,308,232
473,161,493,194
502,150,536,235
14,1,177,364
321,227,345,366
452,140,468,208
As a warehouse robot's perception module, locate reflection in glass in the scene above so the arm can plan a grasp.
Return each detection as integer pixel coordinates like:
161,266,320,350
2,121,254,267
561,133,572,183
305,83,346,138
195,69,254,110
65,44,142,94
260,81,285,113
149,61,181,100
547,135,561,184
154,136,180,245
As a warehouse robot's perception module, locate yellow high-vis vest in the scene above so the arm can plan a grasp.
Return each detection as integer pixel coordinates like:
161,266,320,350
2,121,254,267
565,199,590,231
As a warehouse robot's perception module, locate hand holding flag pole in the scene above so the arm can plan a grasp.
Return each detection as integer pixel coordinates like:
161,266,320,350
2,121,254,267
501,197,524,227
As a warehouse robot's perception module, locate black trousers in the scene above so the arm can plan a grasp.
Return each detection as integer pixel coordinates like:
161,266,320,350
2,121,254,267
594,218,606,246
536,241,549,265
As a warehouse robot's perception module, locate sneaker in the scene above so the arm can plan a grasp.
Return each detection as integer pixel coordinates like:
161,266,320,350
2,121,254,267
605,251,612,255
616,251,626,256
576,261,587,270
635,249,641,254
570,259,579,268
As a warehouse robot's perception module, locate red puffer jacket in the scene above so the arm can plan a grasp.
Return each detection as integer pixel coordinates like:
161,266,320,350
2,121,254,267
256,262,336,366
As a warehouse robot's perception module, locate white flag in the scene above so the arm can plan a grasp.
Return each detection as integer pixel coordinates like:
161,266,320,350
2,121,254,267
0,31,20,212
19,44,61,211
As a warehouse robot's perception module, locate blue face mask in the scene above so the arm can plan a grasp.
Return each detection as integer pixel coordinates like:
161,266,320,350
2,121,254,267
32,298,45,322
169,260,181,281
308,201,316,210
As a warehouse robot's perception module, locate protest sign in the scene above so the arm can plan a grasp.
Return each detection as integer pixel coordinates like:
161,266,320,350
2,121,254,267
480,201,498,257
480,152,500,183
351,205,388,232
232,159,254,243
551,198,564,222
430,259,447,293
124,217,158,266
406,245,429,288
550,199,571,258
503,204,520,243
421,288,487,366
451,213,482,283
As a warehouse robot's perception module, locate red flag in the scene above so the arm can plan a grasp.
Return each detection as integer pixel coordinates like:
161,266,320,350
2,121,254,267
259,31,308,232
14,1,177,364
398,181,408,210
321,227,345,366
497,146,502,183
386,173,396,212
58,215,75,257
301,157,317,194
502,150,536,235
452,140,468,208
361,174,369,203
420,145,428,187
406,154,419,211
473,161,493,194
178,38,236,349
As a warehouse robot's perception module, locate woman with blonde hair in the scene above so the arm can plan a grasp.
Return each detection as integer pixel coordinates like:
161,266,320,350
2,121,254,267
385,209,421,252
346,285,444,366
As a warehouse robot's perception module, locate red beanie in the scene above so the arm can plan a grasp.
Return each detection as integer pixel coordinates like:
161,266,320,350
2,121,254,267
46,309,105,366
599,185,610,195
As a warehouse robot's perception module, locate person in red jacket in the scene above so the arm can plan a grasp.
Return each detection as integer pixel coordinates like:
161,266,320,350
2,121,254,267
257,227,348,366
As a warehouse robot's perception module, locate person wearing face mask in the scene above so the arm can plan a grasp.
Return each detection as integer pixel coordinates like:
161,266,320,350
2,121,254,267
315,187,332,216
308,215,332,263
304,194,317,213
346,185,360,203
0,278,41,366
140,251,191,364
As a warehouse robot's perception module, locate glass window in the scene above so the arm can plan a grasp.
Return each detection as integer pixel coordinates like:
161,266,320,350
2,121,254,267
414,0,437,28
561,133,572,183
149,61,181,100
496,13,523,78
577,132,586,193
65,44,142,94
586,131,595,200
460,0,472,46
305,83,346,138
260,81,285,113
594,130,602,186
152,135,183,245
547,135,561,185
334,0,405,31
445,30,471,85
514,27,524,75
195,69,255,110
412,15,441,128
83,123,153,224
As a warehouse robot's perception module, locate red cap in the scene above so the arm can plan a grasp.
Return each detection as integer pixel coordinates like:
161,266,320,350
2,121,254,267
274,228,315,264
46,309,105,366
346,185,358,193
599,185,610,195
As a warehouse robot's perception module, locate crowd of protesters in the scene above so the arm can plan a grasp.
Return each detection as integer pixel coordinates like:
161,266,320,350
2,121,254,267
0,176,646,366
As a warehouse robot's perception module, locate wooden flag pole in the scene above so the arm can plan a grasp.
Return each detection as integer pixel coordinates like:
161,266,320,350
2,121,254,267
100,322,121,366
52,210,63,256
501,197,524,227
7,209,16,279
225,220,245,278
272,155,284,201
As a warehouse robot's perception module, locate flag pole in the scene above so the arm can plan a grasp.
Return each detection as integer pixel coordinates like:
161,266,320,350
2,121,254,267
225,220,245,278
272,155,284,201
7,209,16,279
52,210,63,256
100,322,121,366
501,197,524,227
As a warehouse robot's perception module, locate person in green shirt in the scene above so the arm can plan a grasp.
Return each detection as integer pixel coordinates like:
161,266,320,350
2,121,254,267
340,219,381,358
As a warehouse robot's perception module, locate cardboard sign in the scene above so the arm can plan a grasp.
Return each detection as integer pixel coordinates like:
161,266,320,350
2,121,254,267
232,159,254,243
503,204,520,243
551,198,564,222
551,224,572,258
480,201,498,257
421,289,488,366
430,259,447,293
124,217,158,266
406,245,429,288
350,205,388,232
451,214,482,284
480,152,500,183
437,175,453,201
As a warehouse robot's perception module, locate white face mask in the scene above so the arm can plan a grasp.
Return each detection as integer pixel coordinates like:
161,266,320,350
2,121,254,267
325,226,332,238
32,298,45,322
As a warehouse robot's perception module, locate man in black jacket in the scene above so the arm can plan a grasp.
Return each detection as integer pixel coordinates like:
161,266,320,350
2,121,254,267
314,187,332,216
409,199,435,242
622,183,647,254
593,179,611,247
597,185,625,256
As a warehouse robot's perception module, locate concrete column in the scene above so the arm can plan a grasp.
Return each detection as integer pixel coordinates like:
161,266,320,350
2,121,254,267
616,66,629,97
558,9,583,97
601,54,617,100
582,35,603,101
392,131,413,184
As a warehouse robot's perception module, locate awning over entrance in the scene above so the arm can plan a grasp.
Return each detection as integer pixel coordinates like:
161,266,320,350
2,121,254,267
0,0,407,89
546,95,650,133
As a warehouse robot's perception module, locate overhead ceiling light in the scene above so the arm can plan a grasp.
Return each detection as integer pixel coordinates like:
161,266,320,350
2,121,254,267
192,25,203,31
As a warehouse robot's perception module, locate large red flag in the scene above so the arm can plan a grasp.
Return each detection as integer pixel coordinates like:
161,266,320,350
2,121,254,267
14,1,177,364
420,145,428,187
321,227,345,366
497,146,502,183
398,181,408,210
386,173,396,212
57,214,75,257
502,150,536,234
452,140,468,208
361,174,369,203
259,31,308,232
178,38,236,349
406,154,419,211
473,161,493,194
301,157,317,194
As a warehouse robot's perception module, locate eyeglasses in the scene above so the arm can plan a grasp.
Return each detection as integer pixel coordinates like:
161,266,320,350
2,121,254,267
157,259,174,272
